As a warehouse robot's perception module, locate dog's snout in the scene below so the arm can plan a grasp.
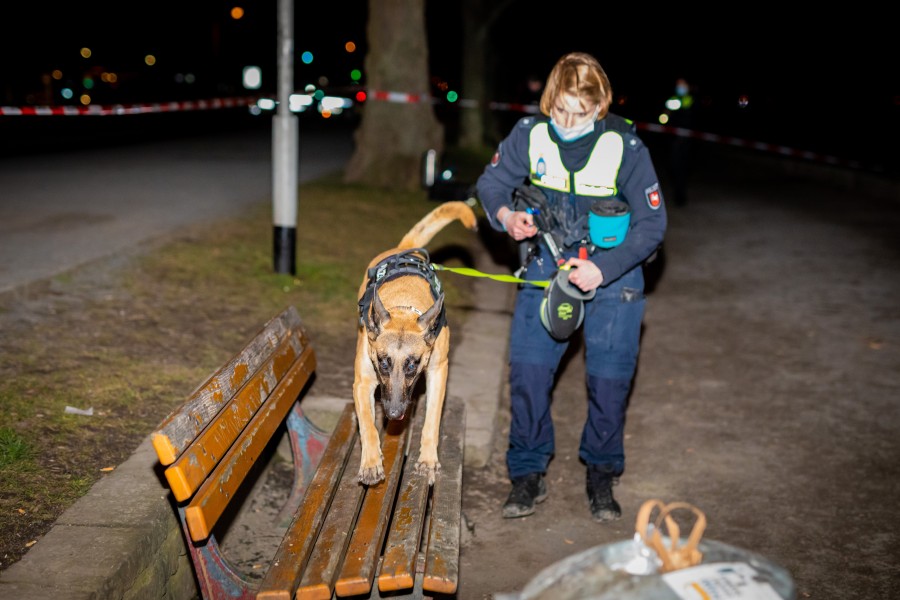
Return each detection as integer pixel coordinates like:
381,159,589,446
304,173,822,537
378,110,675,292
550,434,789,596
383,401,407,421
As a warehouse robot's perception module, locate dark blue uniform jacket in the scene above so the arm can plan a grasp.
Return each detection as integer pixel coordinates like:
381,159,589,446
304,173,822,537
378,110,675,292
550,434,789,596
476,114,667,286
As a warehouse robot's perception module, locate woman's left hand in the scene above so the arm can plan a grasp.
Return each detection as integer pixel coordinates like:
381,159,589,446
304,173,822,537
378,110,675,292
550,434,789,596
563,257,603,291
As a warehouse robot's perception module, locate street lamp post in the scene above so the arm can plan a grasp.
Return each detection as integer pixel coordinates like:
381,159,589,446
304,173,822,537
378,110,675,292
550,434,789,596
272,0,298,274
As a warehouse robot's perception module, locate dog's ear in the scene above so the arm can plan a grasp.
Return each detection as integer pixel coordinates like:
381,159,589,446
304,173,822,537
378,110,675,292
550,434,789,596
417,295,444,346
366,289,391,340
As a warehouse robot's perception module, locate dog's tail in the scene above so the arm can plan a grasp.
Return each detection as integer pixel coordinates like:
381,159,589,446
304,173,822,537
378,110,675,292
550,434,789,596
397,200,479,250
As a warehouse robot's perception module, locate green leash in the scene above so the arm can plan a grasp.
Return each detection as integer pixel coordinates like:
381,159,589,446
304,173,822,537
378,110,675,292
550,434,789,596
432,264,551,289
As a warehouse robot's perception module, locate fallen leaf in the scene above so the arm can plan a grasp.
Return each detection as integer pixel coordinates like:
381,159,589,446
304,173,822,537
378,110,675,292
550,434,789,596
25,540,37,548
17,508,26,515
564,538,574,544
100,466,115,472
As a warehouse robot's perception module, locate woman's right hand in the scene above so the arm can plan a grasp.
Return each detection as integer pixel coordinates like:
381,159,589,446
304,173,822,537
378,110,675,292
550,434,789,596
499,208,537,241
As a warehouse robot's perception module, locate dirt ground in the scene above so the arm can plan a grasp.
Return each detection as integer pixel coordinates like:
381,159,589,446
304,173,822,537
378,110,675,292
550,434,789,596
215,148,899,599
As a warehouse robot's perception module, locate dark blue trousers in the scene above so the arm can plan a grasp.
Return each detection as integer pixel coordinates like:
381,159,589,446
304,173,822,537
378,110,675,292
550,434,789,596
506,263,645,480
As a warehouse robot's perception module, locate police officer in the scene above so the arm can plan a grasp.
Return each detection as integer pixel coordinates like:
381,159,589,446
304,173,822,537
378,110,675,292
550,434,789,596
662,77,696,206
476,52,667,522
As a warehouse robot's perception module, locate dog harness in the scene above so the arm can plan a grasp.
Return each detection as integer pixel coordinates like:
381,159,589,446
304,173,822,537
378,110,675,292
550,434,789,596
358,248,447,335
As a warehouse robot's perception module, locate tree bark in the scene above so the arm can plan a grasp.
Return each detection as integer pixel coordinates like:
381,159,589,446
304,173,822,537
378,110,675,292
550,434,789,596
344,0,443,191
457,0,516,150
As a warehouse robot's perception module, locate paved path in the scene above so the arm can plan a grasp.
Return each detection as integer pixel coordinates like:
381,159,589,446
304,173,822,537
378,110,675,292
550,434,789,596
0,119,353,294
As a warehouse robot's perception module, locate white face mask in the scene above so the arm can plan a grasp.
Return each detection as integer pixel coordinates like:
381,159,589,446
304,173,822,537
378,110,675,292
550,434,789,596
550,107,599,142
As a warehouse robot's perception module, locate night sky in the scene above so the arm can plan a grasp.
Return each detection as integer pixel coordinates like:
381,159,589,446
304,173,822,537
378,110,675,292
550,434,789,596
1,1,895,169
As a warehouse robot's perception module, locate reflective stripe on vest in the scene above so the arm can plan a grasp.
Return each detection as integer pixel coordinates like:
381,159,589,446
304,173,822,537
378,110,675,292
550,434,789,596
527,123,623,197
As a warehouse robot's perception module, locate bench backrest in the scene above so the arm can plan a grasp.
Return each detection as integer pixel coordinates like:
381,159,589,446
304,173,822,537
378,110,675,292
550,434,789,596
150,305,316,541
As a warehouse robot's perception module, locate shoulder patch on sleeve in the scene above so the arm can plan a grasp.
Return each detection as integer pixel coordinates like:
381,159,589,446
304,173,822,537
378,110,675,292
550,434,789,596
645,183,662,209
490,143,502,167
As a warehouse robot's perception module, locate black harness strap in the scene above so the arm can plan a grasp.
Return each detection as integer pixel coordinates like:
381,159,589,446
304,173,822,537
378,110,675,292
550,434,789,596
358,248,447,335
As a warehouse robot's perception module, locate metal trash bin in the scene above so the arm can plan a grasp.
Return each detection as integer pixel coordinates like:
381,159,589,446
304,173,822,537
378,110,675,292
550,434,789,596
494,537,796,600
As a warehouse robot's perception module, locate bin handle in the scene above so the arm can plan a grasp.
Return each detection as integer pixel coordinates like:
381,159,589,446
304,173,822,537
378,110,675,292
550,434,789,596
636,499,706,573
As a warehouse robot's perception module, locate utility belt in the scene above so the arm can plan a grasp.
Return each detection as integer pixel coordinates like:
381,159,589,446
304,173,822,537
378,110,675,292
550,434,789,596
518,198,630,267
512,190,633,342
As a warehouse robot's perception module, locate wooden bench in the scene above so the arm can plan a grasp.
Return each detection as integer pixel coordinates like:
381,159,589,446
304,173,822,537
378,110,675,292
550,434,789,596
150,305,466,599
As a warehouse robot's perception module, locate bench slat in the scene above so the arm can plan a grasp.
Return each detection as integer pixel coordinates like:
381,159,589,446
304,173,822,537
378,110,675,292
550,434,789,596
164,333,310,502
334,418,410,597
256,404,358,600
152,306,305,465
183,349,317,541
423,397,465,594
294,429,365,600
377,404,429,592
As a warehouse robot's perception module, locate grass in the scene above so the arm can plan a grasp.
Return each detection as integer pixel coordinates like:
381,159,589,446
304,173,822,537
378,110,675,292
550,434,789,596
0,172,486,570
0,426,33,468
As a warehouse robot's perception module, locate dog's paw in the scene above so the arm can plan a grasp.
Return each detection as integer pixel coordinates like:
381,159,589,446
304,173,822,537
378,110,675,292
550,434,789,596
358,464,385,486
415,459,441,486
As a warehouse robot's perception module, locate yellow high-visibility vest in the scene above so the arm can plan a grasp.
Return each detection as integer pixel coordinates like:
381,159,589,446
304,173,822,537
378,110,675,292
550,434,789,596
528,123,623,197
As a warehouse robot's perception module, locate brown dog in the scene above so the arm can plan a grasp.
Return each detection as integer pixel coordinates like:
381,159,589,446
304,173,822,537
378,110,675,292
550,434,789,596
354,200,478,485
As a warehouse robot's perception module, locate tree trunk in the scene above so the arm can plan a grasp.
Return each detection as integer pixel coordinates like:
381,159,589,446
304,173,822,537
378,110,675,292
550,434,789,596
457,0,516,150
457,0,487,150
344,0,443,191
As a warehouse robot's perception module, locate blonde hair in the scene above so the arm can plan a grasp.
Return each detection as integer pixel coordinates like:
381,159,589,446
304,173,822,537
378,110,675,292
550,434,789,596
539,52,613,120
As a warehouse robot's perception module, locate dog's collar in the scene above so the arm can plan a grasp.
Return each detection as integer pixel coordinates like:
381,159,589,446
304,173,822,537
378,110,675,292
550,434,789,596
358,248,446,332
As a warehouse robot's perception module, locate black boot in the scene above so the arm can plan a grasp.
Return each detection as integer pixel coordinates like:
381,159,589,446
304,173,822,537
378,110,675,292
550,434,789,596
502,473,548,518
586,465,621,523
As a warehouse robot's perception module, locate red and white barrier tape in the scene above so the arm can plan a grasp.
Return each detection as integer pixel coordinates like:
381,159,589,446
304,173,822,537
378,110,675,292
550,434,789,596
361,90,862,169
0,96,257,116
637,123,862,170
0,90,865,170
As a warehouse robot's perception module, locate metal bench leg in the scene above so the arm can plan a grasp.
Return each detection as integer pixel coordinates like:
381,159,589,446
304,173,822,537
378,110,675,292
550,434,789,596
277,403,331,526
178,508,256,600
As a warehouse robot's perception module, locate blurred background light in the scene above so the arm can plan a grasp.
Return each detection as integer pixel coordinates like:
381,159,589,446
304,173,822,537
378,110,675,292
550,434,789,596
301,51,313,64
350,69,362,81
242,65,262,90
230,6,244,19
289,94,313,112
345,41,356,53
144,54,156,66
80,47,91,59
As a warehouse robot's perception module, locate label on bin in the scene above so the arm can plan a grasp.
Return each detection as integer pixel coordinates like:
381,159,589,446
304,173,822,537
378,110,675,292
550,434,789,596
662,562,783,599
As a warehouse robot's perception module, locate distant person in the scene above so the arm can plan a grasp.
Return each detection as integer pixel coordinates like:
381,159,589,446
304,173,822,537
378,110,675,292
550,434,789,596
661,77,696,206
522,73,544,108
475,52,667,523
